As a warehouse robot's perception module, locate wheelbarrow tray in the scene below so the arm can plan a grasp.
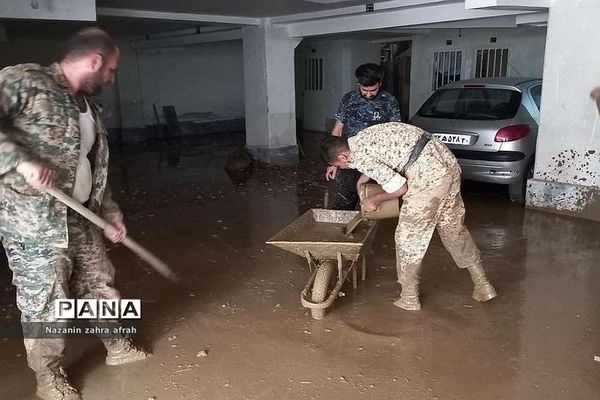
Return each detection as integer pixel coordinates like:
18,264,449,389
266,209,377,261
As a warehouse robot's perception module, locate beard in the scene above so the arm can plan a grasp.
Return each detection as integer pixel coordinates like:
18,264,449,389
361,94,374,101
80,71,104,96
360,91,379,101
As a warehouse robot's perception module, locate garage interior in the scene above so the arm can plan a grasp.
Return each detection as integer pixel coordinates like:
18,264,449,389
0,1,598,399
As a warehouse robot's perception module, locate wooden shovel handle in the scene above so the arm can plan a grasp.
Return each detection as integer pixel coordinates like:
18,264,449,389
45,186,178,282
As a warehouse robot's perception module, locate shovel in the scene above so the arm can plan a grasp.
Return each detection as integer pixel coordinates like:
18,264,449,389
46,186,178,283
343,213,364,235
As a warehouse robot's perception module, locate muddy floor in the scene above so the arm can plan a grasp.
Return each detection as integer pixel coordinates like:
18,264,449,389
0,131,599,400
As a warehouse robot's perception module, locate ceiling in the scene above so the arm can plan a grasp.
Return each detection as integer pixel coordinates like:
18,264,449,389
0,1,548,41
97,0,393,18
0,18,203,41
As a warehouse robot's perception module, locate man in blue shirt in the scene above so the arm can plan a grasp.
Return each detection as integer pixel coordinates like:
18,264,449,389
326,63,402,210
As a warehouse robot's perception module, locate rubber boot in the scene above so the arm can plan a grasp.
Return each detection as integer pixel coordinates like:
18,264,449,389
393,264,422,311
468,264,497,302
36,368,81,400
103,338,149,366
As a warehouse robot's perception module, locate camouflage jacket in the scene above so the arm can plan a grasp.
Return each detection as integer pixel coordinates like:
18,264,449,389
348,122,460,194
0,63,122,247
334,89,401,138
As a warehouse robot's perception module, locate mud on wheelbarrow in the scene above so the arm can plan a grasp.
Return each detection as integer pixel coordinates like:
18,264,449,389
266,209,378,319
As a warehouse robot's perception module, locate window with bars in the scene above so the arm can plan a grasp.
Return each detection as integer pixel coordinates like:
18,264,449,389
475,48,510,78
432,50,463,91
304,57,323,91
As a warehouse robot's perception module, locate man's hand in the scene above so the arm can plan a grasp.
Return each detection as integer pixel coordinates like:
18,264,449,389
326,165,338,181
361,196,380,213
395,183,408,198
104,221,127,243
361,183,408,213
16,161,53,191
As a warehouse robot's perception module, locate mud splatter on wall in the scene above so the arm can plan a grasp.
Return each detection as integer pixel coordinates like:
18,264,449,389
528,149,600,219
539,149,599,184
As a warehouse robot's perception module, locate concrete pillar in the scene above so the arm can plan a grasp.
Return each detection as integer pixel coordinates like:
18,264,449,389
243,26,300,165
527,0,600,220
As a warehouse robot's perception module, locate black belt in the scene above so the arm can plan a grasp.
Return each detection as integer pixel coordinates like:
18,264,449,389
399,132,432,175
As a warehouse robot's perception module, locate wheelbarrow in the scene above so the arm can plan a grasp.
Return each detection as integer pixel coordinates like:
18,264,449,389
266,209,378,319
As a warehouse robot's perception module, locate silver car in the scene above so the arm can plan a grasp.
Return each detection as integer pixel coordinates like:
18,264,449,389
411,77,542,203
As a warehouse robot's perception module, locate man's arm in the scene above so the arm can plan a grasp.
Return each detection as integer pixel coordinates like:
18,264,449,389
331,120,344,137
326,94,350,180
361,184,407,212
0,69,30,175
388,95,402,122
0,68,53,190
352,145,406,195
101,184,127,243
325,120,346,181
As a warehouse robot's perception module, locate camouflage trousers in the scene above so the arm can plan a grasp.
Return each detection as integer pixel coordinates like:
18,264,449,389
334,168,362,210
3,210,120,375
395,171,482,284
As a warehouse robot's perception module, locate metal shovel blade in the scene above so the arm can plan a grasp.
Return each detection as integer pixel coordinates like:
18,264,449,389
344,213,364,235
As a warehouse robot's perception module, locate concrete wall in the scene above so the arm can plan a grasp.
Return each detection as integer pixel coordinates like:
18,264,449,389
0,37,124,132
0,34,246,140
132,40,244,127
0,38,60,67
409,26,547,117
295,39,380,132
243,25,299,164
526,0,600,221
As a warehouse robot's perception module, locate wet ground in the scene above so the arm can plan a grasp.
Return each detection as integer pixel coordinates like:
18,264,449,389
0,131,599,400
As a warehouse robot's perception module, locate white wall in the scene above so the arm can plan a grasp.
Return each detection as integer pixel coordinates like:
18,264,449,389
0,36,245,133
526,0,600,220
131,40,244,127
242,26,298,164
409,26,547,117
295,39,380,132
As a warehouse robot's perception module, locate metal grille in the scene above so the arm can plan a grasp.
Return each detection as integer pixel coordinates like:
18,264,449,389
432,50,463,91
475,48,510,78
304,57,323,91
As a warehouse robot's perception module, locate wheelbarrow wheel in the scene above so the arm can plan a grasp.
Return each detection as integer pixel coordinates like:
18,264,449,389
311,260,336,320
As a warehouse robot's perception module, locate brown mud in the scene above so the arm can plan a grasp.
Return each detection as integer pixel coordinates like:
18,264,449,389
0,132,598,400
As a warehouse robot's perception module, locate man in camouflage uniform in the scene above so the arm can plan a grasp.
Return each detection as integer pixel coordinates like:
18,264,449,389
321,122,497,310
0,28,147,400
325,63,401,210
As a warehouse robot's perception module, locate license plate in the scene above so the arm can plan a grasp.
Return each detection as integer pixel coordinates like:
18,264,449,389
433,133,471,146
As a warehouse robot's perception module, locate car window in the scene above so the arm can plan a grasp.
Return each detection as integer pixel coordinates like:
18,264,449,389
417,88,522,120
530,84,542,110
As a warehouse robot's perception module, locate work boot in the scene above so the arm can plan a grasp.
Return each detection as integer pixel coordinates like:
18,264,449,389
104,338,149,366
468,265,497,302
394,263,422,311
393,285,421,311
36,368,81,400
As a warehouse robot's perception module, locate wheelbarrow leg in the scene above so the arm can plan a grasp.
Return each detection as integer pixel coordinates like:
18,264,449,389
362,254,367,281
304,251,315,272
352,263,357,289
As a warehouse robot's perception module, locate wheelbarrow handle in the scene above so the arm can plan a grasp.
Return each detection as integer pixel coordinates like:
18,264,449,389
45,186,178,283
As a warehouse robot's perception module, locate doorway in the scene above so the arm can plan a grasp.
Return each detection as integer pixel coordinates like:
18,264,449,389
381,41,412,122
